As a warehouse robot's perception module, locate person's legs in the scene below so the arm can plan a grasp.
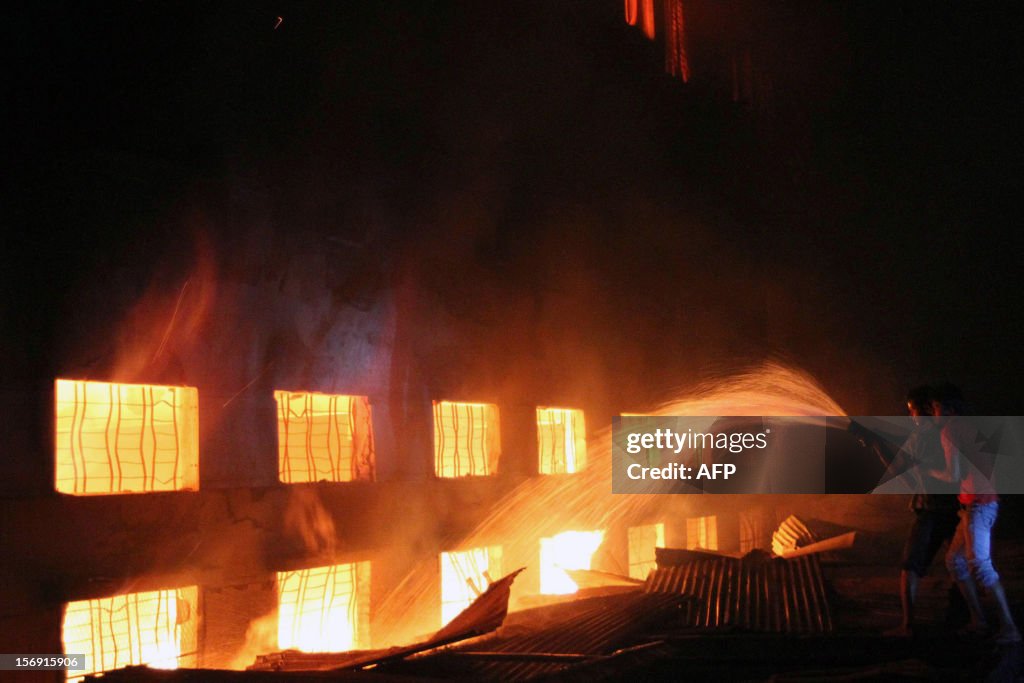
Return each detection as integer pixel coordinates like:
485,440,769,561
894,512,936,634
990,583,1021,643
897,570,920,633
946,509,988,630
964,503,1020,643
934,507,967,625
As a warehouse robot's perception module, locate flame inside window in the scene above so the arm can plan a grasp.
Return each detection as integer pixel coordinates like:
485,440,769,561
539,530,605,595
433,401,500,478
440,546,502,626
62,586,197,681
686,515,718,550
537,407,586,474
275,391,375,483
276,562,370,652
54,379,199,495
740,509,770,553
628,523,665,580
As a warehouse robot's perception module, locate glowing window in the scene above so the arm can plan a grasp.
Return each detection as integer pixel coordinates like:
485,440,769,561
686,515,718,551
55,379,199,495
440,546,502,626
628,523,665,580
275,391,375,483
432,401,500,478
539,530,605,595
537,407,587,474
62,586,198,682
739,510,765,553
277,562,370,652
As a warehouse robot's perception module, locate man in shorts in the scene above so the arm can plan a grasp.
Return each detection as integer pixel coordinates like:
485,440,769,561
889,386,961,636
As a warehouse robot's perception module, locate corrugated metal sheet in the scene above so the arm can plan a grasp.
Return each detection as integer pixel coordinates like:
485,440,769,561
645,550,833,634
399,591,687,681
771,515,816,556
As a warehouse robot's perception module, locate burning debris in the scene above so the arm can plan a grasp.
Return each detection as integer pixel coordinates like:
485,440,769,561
248,568,525,673
646,548,834,634
772,514,858,558
51,363,1017,682
241,514,849,675
771,514,816,557
82,506,868,682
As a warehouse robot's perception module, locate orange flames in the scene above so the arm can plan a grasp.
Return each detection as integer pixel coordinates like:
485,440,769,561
641,0,656,39
440,547,502,625
351,363,847,644
628,522,665,580
62,587,197,681
275,391,376,483
276,563,370,653
433,401,501,478
625,0,689,81
539,530,605,594
624,0,639,26
686,515,718,551
54,379,199,494
537,407,587,474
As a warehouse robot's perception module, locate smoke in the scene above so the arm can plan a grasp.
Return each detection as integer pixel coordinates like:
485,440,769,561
226,609,278,671
221,487,339,669
371,361,845,645
282,487,337,558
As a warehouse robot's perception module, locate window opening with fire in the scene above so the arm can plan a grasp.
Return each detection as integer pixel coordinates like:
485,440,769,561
55,379,199,495
536,407,587,474
539,530,606,594
739,509,771,553
62,586,198,681
628,523,665,580
686,515,718,551
440,546,503,626
432,401,501,478
276,562,371,652
275,391,375,483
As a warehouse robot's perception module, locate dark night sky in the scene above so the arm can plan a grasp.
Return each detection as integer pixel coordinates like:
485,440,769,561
4,1,1024,412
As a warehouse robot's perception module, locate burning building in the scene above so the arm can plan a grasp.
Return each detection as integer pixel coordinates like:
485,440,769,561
3,1,1023,681
9,348,1013,680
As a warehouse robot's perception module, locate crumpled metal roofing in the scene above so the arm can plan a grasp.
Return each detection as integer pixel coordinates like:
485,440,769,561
393,591,688,681
772,515,816,556
645,549,833,633
250,568,526,673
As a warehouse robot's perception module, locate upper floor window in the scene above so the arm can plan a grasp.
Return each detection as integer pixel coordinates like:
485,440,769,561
275,391,375,483
432,401,500,478
55,379,199,494
537,407,586,474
